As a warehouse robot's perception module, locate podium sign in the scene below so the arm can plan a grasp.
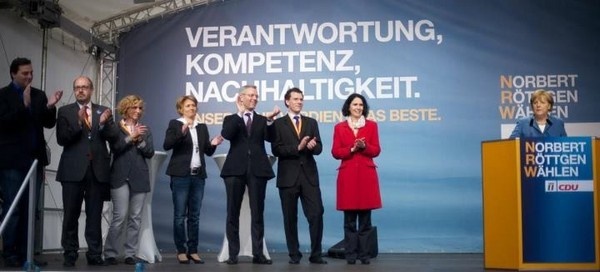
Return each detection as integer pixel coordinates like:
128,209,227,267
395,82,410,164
520,137,594,263
482,137,600,270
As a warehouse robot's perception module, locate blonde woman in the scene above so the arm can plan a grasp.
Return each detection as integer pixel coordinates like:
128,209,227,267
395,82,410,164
509,89,567,138
104,95,154,265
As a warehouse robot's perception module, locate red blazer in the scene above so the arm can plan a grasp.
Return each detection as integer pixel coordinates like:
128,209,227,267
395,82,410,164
331,119,382,211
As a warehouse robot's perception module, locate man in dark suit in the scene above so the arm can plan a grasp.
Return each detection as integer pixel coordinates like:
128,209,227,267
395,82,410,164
271,87,326,264
56,76,116,267
0,57,62,268
220,84,280,265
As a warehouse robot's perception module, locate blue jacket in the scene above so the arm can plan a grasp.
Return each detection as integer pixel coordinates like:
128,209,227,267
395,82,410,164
509,115,567,138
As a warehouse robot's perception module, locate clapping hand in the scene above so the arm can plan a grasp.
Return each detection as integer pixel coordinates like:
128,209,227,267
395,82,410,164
352,137,366,152
131,124,148,142
211,135,224,146
266,105,281,120
99,108,113,126
47,90,63,108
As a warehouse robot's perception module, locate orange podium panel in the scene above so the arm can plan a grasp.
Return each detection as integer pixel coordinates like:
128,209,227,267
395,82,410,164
481,138,600,271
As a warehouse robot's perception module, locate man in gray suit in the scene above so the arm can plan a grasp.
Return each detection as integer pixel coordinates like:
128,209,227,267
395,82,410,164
271,87,326,264
56,76,117,267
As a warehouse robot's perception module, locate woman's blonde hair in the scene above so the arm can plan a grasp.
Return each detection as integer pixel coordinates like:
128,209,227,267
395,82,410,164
530,89,554,110
117,95,144,117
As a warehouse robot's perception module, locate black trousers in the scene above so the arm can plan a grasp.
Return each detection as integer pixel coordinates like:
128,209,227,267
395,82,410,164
61,164,106,260
343,210,372,261
279,170,324,260
224,169,268,258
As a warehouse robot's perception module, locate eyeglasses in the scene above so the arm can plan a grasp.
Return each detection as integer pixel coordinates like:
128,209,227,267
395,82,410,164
74,85,91,91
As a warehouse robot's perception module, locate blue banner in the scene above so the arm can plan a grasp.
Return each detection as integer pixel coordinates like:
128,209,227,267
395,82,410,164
116,0,600,252
520,137,595,262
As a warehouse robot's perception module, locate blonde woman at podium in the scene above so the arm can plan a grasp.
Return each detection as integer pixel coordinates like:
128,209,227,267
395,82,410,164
163,95,223,264
103,95,154,266
332,93,382,265
509,89,567,138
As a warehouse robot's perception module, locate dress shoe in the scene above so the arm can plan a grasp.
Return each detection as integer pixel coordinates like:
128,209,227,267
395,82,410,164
225,257,238,265
188,253,205,264
177,253,190,264
252,255,272,265
347,259,356,265
360,259,370,264
3,256,22,268
288,259,300,264
87,256,107,266
63,259,76,267
105,257,118,265
63,252,78,267
124,257,137,265
309,257,328,264
33,259,48,267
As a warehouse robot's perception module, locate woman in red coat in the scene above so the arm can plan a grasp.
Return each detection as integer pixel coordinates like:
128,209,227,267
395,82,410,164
331,93,382,265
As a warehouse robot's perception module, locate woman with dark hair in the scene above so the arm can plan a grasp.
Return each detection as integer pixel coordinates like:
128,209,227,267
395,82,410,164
163,95,223,264
331,93,382,265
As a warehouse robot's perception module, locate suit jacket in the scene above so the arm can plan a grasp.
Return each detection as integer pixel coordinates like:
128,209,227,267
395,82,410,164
0,83,56,170
163,119,216,178
509,115,567,138
109,120,155,192
220,112,275,179
272,115,322,188
56,102,117,183
331,119,382,210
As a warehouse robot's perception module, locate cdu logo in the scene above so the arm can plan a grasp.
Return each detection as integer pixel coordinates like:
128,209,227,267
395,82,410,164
545,180,557,192
544,180,593,193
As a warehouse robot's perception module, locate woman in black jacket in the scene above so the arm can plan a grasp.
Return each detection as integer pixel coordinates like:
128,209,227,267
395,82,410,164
163,95,223,264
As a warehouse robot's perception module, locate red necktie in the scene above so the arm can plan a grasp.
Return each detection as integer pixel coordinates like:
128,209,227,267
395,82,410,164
83,105,91,129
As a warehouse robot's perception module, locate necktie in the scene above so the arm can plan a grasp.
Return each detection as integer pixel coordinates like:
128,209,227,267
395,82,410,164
293,115,300,136
83,105,91,129
245,112,252,135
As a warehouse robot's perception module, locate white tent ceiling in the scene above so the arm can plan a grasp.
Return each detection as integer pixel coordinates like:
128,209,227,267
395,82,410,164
2,0,212,53
59,0,154,30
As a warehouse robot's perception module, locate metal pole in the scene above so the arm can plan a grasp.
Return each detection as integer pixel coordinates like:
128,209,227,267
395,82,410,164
0,160,38,236
25,163,38,272
35,26,49,255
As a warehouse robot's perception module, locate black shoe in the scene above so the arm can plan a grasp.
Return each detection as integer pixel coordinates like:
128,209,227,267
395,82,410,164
87,257,107,266
33,259,48,267
252,255,272,265
124,257,136,265
63,260,76,267
225,257,238,265
63,251,78,267
105,257,118,265
347,259,356,265
288,259,300,264
360,259,370,264
4,256,22,268
309,257,328,264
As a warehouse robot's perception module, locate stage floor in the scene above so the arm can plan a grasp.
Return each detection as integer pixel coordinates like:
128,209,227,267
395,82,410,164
1,252,494,271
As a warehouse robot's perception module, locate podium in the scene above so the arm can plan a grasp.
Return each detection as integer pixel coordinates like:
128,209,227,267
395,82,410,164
212,154,276,262
136,151,167,263
481,137,600,270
